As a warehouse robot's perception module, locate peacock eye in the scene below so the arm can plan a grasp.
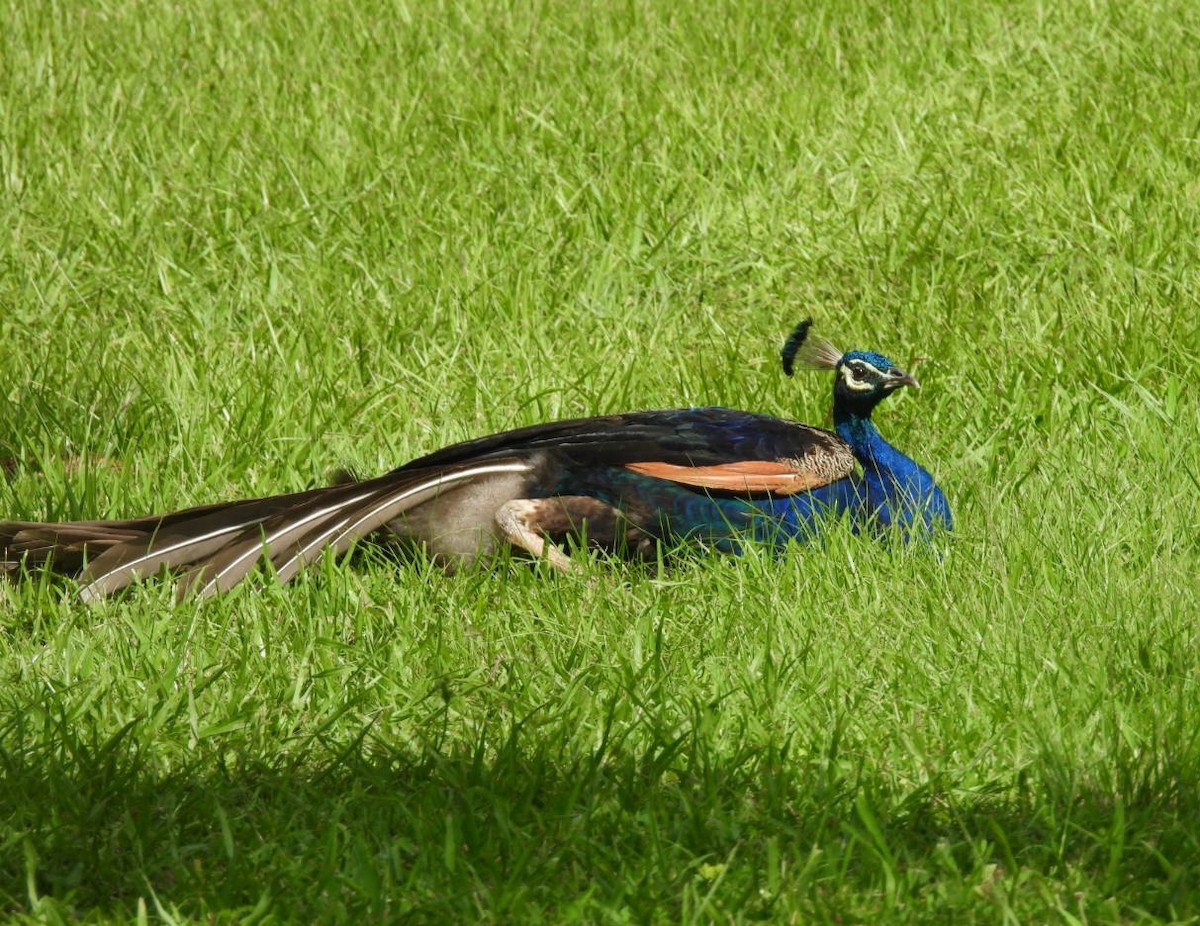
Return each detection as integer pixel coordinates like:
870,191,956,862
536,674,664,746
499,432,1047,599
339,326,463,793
851,366,867,382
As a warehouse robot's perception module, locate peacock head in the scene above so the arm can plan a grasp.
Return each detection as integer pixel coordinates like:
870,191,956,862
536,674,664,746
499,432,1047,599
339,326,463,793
781,319,919,414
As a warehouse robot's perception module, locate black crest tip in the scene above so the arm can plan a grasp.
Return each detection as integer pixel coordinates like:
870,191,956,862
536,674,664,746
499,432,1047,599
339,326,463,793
780,318,814,377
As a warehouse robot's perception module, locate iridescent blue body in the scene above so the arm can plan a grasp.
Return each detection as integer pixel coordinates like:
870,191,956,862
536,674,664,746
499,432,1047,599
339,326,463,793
544,404,951,554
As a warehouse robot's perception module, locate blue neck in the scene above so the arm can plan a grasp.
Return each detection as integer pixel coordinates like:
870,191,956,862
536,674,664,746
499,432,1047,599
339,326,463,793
833,402,952,534
834,405,904,471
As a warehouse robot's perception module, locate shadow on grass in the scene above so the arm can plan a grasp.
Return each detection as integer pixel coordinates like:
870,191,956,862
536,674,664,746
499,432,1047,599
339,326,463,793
2,698,1198,923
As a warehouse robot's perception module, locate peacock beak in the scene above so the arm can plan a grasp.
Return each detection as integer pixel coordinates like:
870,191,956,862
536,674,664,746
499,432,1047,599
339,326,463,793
887,368,920,390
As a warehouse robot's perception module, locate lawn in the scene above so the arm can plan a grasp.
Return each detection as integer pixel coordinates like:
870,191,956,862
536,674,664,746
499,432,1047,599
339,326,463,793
2,0,1199,921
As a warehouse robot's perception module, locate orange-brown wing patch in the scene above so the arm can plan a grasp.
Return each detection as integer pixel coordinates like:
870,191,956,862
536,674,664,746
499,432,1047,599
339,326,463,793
625,460,831,495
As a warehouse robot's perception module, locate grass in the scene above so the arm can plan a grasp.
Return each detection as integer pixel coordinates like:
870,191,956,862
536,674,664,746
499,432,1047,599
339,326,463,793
2,0,1199,920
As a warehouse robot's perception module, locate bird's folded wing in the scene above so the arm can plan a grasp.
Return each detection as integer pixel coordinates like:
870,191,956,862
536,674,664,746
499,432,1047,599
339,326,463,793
624,457,851,494
394,407,855,475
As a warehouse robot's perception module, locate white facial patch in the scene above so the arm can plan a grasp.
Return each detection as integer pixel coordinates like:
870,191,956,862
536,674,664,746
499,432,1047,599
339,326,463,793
840,360,884,392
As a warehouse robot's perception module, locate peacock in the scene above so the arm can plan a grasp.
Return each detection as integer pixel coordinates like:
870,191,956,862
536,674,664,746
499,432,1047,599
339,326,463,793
0,320,951,600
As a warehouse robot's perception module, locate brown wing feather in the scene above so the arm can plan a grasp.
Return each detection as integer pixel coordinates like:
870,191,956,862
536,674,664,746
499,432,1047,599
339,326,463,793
625,454,852,495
